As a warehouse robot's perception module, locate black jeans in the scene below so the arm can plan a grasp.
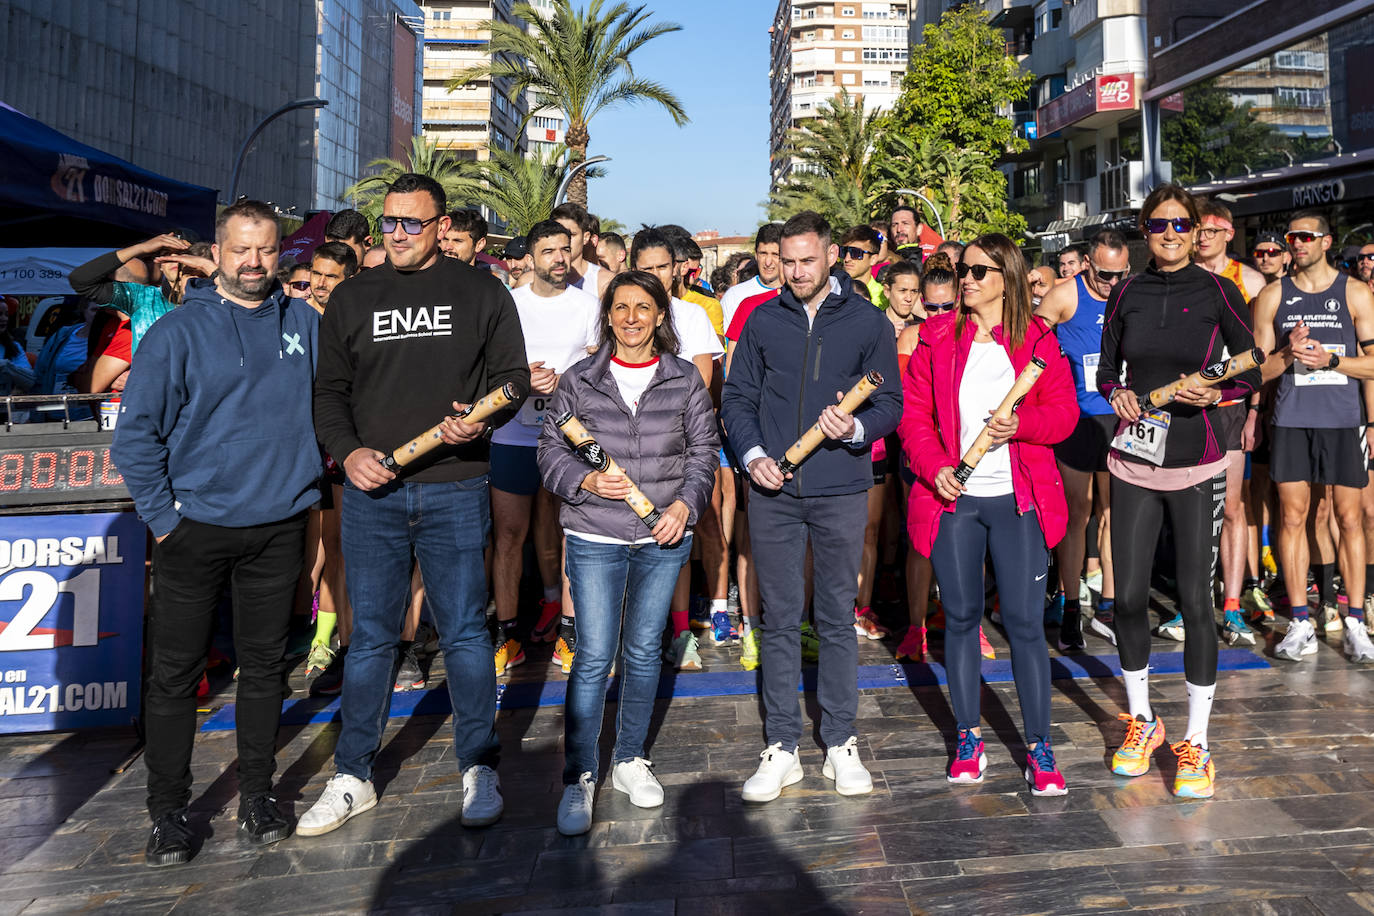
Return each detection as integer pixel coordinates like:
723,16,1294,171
144,513,306,819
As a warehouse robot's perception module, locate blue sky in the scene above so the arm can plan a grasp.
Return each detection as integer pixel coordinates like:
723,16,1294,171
580,0,773,237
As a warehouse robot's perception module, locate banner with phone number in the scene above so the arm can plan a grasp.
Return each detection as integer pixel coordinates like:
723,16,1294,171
0,511,144,732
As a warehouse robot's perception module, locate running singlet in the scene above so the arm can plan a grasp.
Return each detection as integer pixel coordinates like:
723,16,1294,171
571,260,602,294
1273,274,1361,428
1056,274,1114,416
1221,259,1251,303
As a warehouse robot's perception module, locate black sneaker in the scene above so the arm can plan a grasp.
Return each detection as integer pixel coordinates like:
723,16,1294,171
145,810,195,867
1058,608,1086,651
310,645,347,697
238,793,292,846
394,642,424,691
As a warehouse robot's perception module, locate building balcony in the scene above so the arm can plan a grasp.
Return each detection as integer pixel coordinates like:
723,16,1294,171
983,0,1033,30
1068,0,1145,38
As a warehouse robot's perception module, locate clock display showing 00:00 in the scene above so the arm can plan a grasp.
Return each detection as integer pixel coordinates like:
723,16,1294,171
0,447,125,494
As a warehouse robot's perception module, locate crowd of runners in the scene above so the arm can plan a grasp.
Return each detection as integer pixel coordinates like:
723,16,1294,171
56,171,1374,864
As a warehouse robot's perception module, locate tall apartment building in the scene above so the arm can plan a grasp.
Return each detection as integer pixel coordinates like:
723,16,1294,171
769,0,913,188
421,1,528,161
3,0,423,215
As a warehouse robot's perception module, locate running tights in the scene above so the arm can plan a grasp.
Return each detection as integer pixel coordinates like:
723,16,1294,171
928,493,1051,741
1110,472,1225,687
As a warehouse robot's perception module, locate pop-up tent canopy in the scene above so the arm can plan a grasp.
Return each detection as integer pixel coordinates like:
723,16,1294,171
0,102,217,247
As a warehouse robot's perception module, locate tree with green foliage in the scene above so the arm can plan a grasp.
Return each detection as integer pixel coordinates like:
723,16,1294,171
468,144,605,236
767,89,882,230
871,132,1026,240
343,136,479,238
1161,80,1285,185
449,1,687,208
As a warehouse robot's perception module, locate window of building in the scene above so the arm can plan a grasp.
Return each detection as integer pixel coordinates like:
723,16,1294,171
862,25,906,42
841,6,855,15
843,73,856,84
862,48,907,63
842,30,854,39
1274,50,1326,70
841,50,856,62
1277,86,1328,108
1079,145,1097,178
1054,155,1070,184
1034,0,1062,36
1014,164,1043,198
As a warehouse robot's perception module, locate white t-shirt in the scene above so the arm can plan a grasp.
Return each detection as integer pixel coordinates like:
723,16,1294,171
492,283,601,448
720,276,774,329
670,297,725,363
609,356,659,415
958,340,1015,498
571,260,602,295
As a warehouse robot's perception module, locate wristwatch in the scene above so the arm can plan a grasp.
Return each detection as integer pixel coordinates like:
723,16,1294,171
1328,351,1341,370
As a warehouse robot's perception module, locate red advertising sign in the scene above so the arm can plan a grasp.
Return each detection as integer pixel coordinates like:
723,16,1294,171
391,19,418,161
1037,74,1139,137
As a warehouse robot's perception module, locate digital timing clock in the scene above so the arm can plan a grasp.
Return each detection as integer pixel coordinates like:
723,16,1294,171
0,425,130,509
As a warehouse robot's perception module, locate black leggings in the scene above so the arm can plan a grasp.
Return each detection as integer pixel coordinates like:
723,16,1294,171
928,493,1051,741
1110,471,1225,687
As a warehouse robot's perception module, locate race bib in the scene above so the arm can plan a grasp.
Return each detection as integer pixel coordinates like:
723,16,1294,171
517,394,553,428
1294,344,1347,387
1082,353,1099,384
1111,410,1171,465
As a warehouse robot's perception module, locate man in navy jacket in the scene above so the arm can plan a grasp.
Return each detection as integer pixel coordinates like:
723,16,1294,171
114,199,320,866
721,210,901,802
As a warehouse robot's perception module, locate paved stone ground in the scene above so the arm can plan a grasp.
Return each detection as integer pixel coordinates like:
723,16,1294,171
5,602,1374,914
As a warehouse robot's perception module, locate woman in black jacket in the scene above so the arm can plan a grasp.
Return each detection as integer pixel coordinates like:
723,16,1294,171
537,271,718,837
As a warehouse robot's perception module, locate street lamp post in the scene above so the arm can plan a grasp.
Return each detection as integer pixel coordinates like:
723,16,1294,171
226,97,329,204
893,188,946,240
555,155,611,206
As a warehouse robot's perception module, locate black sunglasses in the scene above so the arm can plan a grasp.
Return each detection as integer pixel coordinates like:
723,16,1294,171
287,280,312,291
839,246,876,261
1358,253,1374,262
923,300,957,312
1144,217,1194,234
380,214,441,235
1090,263,1128,283
956,263,1003,281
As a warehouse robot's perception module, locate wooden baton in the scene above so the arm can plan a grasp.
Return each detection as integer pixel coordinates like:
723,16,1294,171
554,411,662,528
379,381,520,473
952,356,1047,485
776,370,885,475
1137,347,1264,411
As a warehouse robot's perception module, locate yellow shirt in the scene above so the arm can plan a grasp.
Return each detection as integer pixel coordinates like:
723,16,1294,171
683,287,724,337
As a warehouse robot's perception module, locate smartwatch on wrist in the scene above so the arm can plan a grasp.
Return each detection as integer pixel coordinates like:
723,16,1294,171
1328,352,1341,370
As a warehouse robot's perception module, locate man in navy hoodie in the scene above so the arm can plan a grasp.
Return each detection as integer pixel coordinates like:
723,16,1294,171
113,199,321,867
721,210,901,803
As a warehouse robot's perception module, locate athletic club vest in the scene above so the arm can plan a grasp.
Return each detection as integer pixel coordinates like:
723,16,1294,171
1056,274,1114,415
1274,274,1361,428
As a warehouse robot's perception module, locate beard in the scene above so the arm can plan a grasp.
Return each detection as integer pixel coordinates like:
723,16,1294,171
787,274,827,304
220,265,273,301
533,264,567,287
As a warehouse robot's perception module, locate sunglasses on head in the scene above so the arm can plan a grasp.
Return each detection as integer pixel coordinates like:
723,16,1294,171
380,214,441,235
288,280,312,291
1285,230,1327,245
956,263,1003,280
923,300,957,312
1253,247,1285,259
1143,217,1194,234
1090,263,1128,283
839,245,875,261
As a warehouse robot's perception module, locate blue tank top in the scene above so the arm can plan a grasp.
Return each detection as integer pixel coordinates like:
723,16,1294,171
1056,274,1113,415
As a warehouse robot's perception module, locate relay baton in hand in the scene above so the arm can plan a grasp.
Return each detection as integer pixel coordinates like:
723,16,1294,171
555,411,662,528
1137,347,1264,411
379,381,520,473
952,357,1046,484
776,370,884,475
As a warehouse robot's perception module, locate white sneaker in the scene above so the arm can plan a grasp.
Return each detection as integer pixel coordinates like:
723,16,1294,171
296,773,377,837
741,742,803,802
1275,617,1318,661
611,758,664,808
821,736,873,796
557,772,596,836
1345,616,1374,664
461,765,503,827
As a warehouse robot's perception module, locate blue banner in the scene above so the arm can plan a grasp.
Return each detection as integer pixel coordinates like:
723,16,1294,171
0,511,145,732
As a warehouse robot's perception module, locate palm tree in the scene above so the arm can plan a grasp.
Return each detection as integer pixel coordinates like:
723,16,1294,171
449,0,687,207
342,136,480,236
871,131,1026,240
767,89,883,231
468,144,575,236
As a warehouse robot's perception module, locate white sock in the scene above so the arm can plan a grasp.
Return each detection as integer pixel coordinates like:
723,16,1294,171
1122,667,1152,721
543,586,560,603
710,598,728,615
1185,681,1215,748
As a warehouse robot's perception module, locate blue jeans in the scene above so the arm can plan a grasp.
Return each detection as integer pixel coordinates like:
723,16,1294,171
562,534,690,784
335,477,497,778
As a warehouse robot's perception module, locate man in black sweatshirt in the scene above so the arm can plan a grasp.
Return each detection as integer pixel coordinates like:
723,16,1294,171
301,173,529,835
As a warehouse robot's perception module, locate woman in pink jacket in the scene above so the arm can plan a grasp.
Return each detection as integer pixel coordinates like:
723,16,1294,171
899,233,1078,796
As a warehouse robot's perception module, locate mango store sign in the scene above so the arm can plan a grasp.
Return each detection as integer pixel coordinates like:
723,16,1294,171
0,512,145,732
1037,74,1138,138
